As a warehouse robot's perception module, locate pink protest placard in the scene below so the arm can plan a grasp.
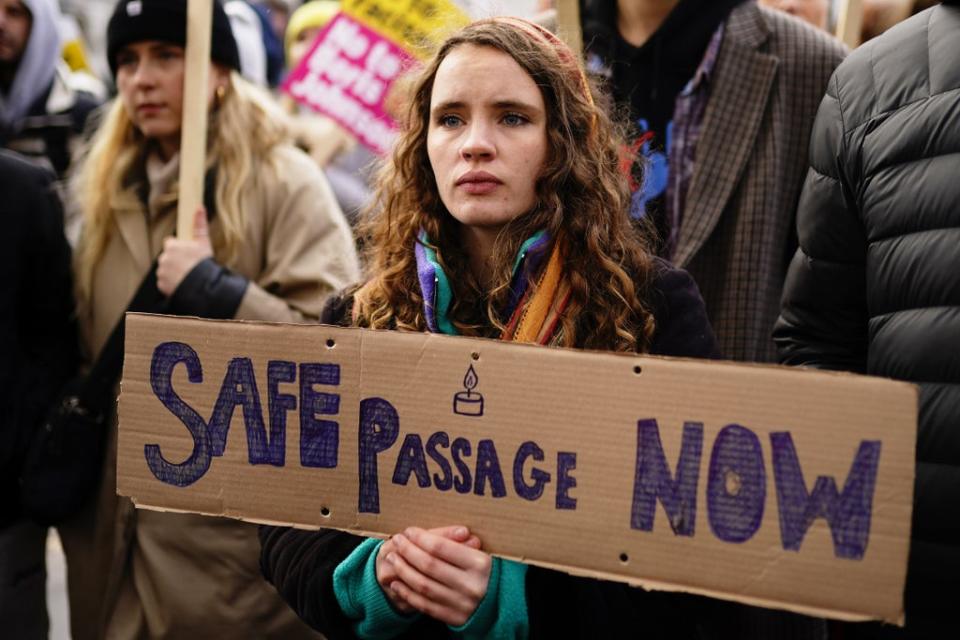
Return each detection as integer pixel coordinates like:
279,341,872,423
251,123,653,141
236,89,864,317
282,12,415,155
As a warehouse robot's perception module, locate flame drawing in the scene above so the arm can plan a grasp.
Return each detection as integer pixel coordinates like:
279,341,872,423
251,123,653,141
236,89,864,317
463,365,479,395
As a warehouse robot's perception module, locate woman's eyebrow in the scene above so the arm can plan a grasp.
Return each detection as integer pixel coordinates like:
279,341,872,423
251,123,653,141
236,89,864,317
489,99,541,112
431,100,466,114
431,99,542,114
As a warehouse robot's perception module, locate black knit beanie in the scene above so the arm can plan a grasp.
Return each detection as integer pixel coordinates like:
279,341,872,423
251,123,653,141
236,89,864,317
107,0,241,77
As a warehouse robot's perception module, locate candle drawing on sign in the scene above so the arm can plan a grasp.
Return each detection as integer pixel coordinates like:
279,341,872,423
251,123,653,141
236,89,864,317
453,364,484,417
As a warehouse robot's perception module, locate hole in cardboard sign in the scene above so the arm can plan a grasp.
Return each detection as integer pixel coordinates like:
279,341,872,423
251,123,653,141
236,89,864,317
471,351,480,361
320,506,331,517
724,469,743,496
633,365,642,375
619,552,629,564
326,338,336,349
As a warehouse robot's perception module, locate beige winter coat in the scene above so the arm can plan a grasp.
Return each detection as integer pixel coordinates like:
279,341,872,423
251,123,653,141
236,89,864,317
60,142,360,640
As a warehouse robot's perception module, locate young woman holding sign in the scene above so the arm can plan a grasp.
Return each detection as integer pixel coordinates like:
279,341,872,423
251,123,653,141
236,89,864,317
60,1,358,638
259,17,738,639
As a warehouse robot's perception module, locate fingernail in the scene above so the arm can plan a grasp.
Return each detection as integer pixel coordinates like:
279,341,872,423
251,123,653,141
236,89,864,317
455,526,468,537
386,553,395,564
394,534,405,546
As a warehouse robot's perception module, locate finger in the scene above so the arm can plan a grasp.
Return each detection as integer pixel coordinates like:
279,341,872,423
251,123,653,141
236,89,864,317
193,206,209,238
375,540,398,586
427,528,482,549
389,580,465,627
376,546,416,614
427,525,471,542
386,590,416,615
394,535,480,592
463,535,482,550
401,527,490,573
386,552,472,617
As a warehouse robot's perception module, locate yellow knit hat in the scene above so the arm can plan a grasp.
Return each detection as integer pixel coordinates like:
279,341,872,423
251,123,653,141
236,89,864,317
284,0,340,63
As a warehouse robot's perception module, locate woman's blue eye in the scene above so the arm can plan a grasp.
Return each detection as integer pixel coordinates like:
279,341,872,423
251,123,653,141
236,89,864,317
502,113,527,126
439,114,462,127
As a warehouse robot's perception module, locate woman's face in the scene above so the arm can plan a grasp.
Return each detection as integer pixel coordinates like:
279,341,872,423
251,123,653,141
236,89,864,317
427,44,548,240
115,41,227,158
289,25,323,68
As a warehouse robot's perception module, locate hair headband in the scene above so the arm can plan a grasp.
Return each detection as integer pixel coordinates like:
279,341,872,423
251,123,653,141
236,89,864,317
481,16,595,110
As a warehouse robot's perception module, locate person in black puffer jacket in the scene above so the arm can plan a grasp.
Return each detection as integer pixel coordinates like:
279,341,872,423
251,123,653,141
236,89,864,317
774,3,960,637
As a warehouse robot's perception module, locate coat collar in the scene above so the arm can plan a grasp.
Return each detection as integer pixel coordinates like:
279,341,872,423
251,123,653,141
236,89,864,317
109,165,153,273
108,151,179,273
108,154,217,273
673,1,779,268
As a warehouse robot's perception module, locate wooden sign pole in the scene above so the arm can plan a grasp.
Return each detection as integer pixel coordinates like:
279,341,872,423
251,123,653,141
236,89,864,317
836,0,864,49
177,0,214,241
556,0,583,60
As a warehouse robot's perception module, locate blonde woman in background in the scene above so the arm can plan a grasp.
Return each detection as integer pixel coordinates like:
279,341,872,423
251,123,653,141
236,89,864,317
62,1,359,638
283,0,378,221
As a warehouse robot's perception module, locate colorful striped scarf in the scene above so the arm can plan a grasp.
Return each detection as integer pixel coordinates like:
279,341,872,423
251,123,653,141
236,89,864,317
414,231,571,345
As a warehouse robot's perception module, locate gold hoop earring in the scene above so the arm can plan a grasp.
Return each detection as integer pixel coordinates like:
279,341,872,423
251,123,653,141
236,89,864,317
215,85,226,108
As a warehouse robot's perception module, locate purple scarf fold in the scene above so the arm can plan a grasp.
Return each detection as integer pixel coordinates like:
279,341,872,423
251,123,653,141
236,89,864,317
414,230,552,334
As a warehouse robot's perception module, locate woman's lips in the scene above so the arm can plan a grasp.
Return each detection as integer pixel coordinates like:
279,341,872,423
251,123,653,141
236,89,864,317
458,180,500,195
456,171,502,195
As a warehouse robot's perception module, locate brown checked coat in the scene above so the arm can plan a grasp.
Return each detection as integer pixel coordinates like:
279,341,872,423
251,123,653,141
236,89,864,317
674,2,845,362
60,143,360,640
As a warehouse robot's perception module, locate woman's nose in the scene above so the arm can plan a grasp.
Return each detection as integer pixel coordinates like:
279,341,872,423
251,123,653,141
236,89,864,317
131,62,155,87
460,122,495,161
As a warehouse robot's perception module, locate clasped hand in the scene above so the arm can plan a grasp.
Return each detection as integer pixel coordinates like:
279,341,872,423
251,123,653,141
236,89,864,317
157,206,214,297
375,525,492,627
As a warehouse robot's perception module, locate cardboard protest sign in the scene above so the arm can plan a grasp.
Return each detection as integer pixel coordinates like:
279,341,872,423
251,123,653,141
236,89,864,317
283,12,414,155
282,0,468,154
118,313,916,624
341,0,470,60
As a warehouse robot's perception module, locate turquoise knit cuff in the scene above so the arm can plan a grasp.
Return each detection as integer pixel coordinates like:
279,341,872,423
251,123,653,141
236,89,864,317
333,538,420,640
448,558,529,640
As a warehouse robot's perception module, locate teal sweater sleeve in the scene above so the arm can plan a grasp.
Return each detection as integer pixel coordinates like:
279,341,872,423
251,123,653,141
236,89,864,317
333,538,420,640
334,539,529,640
448,558,529,640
